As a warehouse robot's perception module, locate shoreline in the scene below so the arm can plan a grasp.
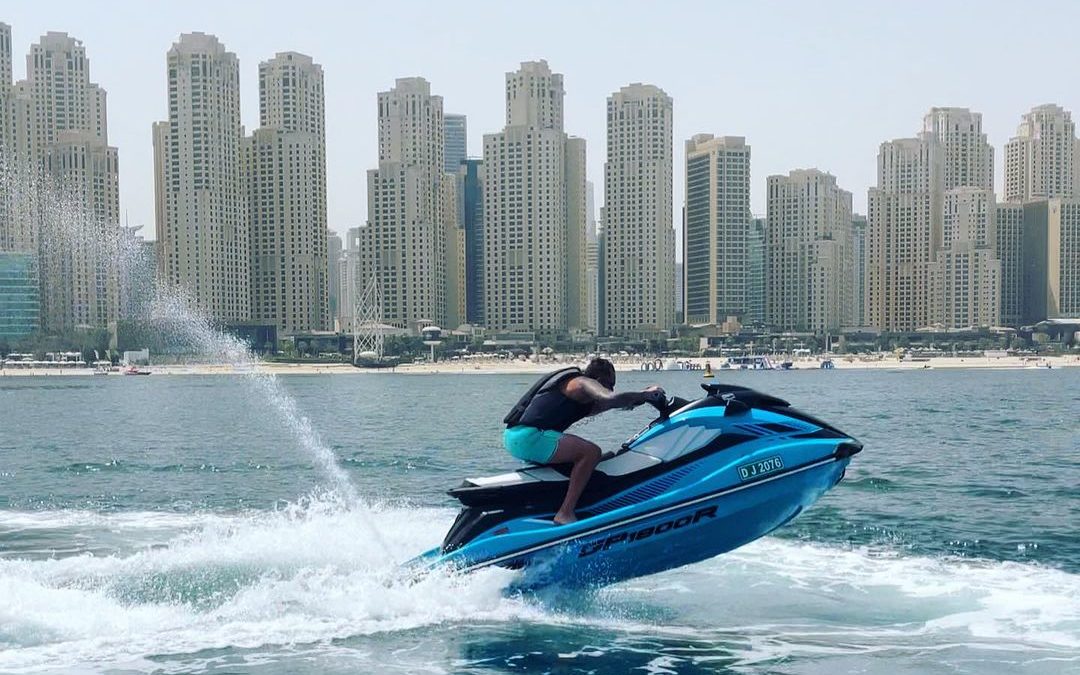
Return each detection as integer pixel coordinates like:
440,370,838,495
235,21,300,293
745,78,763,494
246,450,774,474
1,354,1076,377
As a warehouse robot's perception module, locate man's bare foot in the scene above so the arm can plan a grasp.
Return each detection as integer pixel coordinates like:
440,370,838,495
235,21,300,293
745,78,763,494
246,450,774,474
553,511,578,525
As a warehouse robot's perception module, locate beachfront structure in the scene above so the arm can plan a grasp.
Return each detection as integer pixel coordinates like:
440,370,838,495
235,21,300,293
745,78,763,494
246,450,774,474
1004,105,1078,203
245,52,329,334
683,134,751,327
482,61,588,336
765,169,853,333
356,77,447,331
602,83,675,337
443,114,467,174
155,33,248,322
866,134,942,332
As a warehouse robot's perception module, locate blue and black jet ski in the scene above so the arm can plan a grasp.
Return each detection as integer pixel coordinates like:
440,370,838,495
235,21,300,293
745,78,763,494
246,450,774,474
410,383,862,590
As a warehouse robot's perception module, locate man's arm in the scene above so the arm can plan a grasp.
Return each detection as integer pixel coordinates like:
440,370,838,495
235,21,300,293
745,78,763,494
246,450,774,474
564,377,662,414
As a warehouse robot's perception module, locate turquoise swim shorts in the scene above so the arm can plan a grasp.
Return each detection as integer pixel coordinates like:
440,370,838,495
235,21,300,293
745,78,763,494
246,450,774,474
503,425,563,464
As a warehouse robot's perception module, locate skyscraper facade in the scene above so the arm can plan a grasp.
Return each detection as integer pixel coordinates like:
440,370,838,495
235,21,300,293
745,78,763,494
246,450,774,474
995,202,1024,326
683,134,750,327
0,251,39,339
458,158,484,325
443,113,467,174
867,134,942,331
933,188,1000,328
850,214,867,326
746,217,766,326
603,83,674,337
922,107,993,192
245,52,328,334
923,108,1000,329
327,231,342,326
1022,199,1080,322
358,77,446,330
482,61,586,335
2,31,120,332
155,33,247,322
1004,105,1077,202
766,169,853,333
585,180,598,332
0,24,12,164
442,174,466,328
565,135,589,334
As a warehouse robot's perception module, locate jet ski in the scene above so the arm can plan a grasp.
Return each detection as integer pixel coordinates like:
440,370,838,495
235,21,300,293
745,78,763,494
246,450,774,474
408,383,862,590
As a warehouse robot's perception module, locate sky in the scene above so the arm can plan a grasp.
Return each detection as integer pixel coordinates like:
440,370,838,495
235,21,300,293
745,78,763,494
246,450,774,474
5,0,1080,244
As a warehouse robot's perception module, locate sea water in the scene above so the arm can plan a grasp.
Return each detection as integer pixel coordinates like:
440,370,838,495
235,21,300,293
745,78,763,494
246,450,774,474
0,368,1078,673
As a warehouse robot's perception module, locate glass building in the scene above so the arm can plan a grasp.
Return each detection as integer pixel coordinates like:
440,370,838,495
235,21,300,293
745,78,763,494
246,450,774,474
0,253,41,340
458,158,484,325
444,114,467,174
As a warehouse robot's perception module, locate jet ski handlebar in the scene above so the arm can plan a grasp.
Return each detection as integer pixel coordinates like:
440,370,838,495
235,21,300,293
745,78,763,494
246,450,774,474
645,392,675,418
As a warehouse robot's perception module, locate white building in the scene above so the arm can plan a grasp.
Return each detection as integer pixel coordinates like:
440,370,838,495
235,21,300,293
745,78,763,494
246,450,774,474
154,33,248,322
482,61,587,335
866,134,942,332
357,77,446,331
932,188,1000,328
766,169,853,333
683,134,751,327
245,52,328,334
923,107,993,191
443,113,467,174
923,108,1000,329
1004,104,1078,202
603,83,674,337
2,31,119,331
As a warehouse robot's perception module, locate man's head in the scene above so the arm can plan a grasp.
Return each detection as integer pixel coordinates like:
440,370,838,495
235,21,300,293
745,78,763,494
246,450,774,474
583,357,616,390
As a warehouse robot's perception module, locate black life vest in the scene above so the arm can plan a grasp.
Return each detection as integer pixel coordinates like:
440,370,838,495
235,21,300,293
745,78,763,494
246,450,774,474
503,367,583,428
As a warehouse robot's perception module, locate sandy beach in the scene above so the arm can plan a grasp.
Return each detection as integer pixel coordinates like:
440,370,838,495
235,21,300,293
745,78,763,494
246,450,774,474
2,353,1076,377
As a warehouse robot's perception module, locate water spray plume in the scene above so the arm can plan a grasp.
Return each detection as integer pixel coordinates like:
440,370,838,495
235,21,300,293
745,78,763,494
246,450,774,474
1,152,377,538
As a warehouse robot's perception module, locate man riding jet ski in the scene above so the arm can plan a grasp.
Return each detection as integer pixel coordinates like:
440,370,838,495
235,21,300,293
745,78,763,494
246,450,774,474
501,358,666,524
408,365,863,590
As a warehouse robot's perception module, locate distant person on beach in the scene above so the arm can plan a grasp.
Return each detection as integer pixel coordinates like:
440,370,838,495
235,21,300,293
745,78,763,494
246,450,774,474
502,357,664,525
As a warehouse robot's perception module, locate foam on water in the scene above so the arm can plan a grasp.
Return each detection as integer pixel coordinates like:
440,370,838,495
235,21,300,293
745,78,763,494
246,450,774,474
1,500,1078,673
0,501,532,672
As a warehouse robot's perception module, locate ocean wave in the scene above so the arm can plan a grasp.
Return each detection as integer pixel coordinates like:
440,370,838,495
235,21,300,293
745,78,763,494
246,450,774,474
0,500,1077,672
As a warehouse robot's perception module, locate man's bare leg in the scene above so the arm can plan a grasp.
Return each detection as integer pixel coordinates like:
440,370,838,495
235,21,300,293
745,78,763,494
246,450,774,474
547,434,601,525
